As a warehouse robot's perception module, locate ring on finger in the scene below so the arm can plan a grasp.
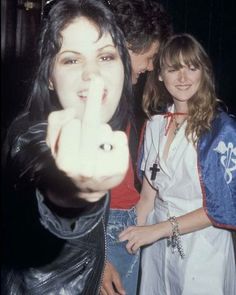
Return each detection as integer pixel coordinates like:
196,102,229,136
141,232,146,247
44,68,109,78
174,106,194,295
99,143,113,151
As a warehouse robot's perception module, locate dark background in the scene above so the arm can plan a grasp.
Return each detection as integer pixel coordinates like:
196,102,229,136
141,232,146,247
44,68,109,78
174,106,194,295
160,0,236,114
1,0,236,139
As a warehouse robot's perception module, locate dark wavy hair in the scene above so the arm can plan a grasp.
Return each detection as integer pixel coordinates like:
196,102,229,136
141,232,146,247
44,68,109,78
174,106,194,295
107,0,173,53
25,0,132,130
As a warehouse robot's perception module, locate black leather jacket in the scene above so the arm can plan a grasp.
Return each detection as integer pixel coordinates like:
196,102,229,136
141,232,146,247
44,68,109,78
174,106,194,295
1,115,108,294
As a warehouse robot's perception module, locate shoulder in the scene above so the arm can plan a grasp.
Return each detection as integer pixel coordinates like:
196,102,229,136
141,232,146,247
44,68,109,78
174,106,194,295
198,110,236,176
143,115,164,146
146,114,163,129
213,110,236,128
3,112,48,162
6,112,30,138
145,114,165,138
3,113,30,159
200,111,236,147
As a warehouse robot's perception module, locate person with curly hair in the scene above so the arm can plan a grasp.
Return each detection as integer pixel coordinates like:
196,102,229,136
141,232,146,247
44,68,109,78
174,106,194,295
100,1,173,294
110,0,172,85
120,33,236,295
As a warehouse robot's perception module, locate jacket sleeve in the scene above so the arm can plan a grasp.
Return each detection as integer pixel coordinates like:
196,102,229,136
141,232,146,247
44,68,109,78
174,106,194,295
3,116,109,239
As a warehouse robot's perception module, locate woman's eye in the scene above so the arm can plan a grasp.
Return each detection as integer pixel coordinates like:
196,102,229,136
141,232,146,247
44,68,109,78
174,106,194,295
168,69,176,72
189,66,197,71
63,59,78,65
99,55,114,62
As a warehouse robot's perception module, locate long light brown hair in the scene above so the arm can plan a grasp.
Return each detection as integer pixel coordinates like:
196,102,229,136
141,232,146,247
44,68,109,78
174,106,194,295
143,33,220,144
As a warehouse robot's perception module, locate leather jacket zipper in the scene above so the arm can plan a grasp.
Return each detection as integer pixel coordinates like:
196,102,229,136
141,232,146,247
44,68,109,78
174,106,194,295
97,216,107,294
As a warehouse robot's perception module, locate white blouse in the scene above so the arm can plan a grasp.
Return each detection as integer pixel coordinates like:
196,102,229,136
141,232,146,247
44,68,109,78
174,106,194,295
141,105,202,217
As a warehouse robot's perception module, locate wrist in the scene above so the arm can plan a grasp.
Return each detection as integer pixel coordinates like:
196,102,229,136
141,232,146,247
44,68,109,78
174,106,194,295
153,221,172,240
167,216,185,259
44,189,107,217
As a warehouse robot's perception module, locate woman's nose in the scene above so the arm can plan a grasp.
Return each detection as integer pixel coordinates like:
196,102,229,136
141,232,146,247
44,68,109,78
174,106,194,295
82,63,100,81
178,69,187,82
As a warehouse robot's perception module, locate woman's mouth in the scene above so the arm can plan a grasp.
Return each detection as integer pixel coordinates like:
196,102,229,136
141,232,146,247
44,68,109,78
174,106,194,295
78,89,107,103
175,84,191,91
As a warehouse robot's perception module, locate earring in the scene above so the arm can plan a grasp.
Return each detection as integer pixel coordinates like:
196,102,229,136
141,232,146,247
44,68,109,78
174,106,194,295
48,80,54,90
158,75,163,82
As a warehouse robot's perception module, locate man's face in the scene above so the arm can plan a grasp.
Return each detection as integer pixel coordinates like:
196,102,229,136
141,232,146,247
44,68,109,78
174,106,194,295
128,41,159,84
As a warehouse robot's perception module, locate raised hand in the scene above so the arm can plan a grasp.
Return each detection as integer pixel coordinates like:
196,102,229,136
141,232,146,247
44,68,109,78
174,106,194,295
46,75,129,202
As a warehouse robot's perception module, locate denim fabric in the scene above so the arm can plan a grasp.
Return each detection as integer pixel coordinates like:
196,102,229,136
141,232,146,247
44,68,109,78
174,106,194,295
107,207,140,295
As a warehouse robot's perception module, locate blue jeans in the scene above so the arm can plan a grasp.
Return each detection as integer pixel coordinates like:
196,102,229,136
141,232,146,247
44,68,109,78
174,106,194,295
107,207,140,295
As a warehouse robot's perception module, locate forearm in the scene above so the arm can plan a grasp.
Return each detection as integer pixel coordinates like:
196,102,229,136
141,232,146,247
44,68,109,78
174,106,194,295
154,207,212,239
43,188,106,215
136,176,157,225
45,187,106,209
119,207,213,253
136,197,154,226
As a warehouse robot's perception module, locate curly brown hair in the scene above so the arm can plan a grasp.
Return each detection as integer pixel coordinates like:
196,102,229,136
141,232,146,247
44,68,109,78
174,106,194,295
143,33,220,144
107,0,173,53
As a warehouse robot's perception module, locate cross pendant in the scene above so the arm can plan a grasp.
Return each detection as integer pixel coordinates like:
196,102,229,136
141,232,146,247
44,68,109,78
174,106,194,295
150,163,160,180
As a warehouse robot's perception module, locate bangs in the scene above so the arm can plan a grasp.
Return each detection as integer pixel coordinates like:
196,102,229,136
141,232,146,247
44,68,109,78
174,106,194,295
160,37,202,70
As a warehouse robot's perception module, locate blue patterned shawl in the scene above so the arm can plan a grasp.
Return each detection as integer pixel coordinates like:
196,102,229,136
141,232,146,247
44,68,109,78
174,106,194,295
198,111,236,229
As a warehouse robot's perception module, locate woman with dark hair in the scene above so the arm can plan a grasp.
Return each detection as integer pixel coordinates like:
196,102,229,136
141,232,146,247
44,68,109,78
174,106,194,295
120,34,236,294
1,0,132,294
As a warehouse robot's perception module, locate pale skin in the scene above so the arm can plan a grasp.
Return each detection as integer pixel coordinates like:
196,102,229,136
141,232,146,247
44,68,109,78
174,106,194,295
100,262,126,295
101,41,160,295
119,58,212,254
46,17,129,205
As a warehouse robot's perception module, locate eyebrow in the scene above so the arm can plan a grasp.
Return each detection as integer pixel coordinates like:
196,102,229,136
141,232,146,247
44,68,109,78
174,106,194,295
97,44,116,52
58,44,116,56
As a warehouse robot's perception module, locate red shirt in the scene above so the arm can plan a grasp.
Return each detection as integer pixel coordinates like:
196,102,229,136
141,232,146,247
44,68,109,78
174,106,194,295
110,156,140,209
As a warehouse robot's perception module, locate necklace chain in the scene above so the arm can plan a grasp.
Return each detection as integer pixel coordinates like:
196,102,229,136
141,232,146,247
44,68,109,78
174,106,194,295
173,116,186,136
164,111,187,136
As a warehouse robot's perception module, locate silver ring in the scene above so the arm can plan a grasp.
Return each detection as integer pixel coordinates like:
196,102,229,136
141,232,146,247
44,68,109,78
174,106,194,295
99,143,113,152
